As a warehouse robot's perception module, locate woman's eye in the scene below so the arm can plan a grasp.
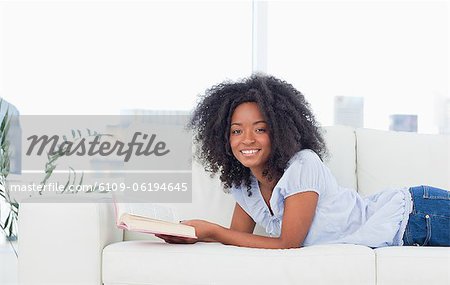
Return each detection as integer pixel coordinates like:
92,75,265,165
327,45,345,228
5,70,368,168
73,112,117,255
256,128,266,133
231,129,242,135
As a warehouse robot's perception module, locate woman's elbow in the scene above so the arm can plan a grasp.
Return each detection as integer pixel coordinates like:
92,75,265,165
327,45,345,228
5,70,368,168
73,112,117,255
278,239,303,249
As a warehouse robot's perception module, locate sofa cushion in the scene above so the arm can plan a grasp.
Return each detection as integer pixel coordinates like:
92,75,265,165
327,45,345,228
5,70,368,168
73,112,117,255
322,125,357,190
356,128,449,197
103,241,375,285
375,246,450,285
19,195,122,285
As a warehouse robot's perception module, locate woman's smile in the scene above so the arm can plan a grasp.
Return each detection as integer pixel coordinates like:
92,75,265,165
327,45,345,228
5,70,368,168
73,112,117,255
240,149,261,156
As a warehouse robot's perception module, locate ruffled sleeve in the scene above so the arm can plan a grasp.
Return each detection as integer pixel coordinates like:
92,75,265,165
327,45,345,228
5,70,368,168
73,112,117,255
270,149,335,217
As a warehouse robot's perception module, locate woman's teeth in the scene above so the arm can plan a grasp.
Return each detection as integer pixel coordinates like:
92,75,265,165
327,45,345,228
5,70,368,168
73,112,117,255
241,149,259,156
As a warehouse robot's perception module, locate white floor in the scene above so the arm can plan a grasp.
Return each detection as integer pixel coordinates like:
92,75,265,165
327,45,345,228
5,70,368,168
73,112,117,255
0,237,18,285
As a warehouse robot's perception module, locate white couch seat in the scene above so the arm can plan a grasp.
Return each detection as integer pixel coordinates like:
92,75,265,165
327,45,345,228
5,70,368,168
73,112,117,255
103,241,375,285
375,246,450,285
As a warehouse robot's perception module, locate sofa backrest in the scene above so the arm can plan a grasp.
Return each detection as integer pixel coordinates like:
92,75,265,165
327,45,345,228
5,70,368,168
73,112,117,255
321,125,357,190
355,128,450,197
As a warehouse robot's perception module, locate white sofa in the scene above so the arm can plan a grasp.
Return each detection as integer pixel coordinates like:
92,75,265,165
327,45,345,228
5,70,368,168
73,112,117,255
18,126,450,285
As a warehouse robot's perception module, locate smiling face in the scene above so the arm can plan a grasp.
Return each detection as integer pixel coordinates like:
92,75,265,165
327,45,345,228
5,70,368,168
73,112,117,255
229,102,271,175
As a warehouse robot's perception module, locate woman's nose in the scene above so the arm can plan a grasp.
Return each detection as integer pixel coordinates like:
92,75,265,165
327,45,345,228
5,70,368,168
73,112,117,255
242,131,255,144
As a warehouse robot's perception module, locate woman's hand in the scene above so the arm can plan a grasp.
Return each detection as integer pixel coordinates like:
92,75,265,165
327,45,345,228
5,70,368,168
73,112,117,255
155,219,220,244
180,219,219,241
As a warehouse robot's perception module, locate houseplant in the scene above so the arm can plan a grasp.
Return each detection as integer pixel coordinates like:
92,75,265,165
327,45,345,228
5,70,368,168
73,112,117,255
0,100,100,241
0,99,19,242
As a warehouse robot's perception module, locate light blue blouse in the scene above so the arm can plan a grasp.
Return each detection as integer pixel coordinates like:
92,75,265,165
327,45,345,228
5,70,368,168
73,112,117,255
230,149,413,248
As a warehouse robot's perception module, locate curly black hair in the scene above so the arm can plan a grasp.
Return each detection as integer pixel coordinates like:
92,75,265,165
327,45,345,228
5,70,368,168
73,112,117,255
188,74,327,195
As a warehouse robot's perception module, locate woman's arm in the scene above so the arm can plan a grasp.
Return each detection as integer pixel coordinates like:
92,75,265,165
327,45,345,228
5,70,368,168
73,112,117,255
155,203,255,244
191,203,256,243
179,191,318,249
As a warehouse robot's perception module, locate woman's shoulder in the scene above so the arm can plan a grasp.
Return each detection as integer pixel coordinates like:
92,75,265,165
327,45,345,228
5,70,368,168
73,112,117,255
285,149,322,170
277,149,326,189
271,149,329,207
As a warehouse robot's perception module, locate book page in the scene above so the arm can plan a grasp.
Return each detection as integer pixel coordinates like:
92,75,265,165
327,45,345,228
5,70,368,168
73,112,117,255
121,213,196,238
115,202,178,223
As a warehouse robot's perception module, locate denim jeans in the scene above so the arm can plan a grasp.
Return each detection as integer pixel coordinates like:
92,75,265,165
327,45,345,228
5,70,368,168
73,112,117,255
402,185,450,246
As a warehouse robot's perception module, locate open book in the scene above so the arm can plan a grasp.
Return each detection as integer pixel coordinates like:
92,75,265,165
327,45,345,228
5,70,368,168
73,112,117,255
113,201,197,239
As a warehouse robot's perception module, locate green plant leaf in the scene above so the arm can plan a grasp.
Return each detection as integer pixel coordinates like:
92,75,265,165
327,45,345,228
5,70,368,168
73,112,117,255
78,172,84,188
48,154,61,165
0,109,9,133
7,212,14,238
69,167,76,192
4,211,10,231
62,175,70,193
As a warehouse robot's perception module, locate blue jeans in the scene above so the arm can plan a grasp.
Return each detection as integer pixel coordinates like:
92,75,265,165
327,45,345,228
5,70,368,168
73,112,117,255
402,185,450,246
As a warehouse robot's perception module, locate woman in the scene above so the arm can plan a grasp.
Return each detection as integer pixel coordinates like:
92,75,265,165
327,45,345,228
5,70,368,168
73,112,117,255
156,74,450,249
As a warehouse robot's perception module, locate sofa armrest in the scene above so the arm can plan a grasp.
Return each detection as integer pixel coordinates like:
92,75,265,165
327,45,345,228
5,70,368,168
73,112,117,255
18,193,122,285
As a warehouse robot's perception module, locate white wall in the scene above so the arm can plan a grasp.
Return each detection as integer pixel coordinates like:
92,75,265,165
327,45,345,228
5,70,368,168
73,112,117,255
0,0,448,134
0,0,252,115
267,0,449,133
